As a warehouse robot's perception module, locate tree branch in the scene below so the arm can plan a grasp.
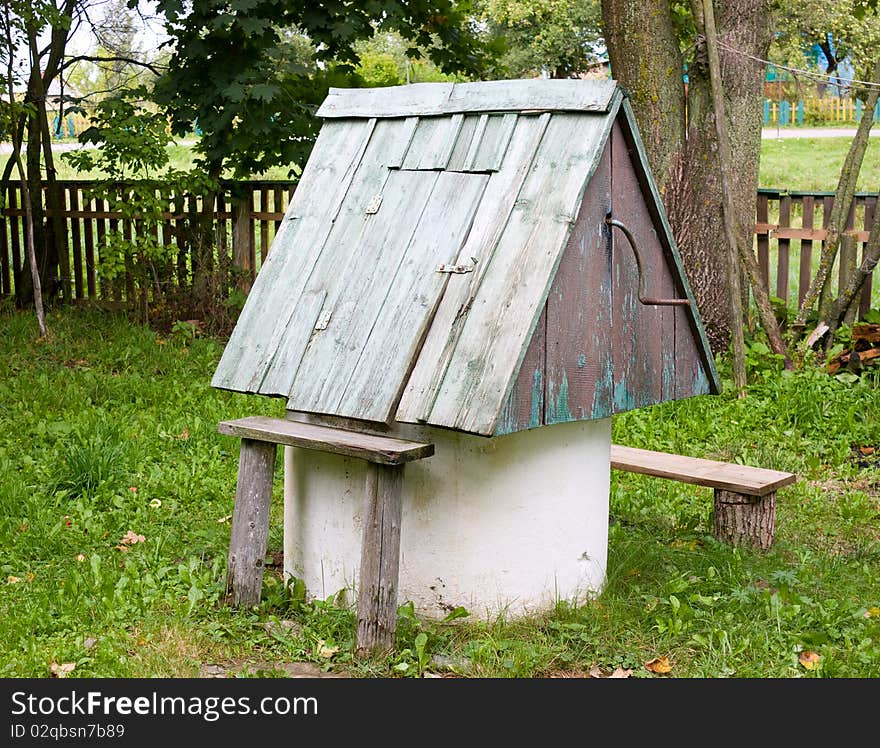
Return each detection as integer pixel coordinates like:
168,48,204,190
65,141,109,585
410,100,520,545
61,54,164,75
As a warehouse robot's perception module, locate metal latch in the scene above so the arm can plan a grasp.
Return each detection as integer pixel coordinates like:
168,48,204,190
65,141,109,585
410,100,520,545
436,258,477,274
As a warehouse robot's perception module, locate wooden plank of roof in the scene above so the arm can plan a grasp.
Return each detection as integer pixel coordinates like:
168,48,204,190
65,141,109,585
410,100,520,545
317,79,618,118
318,82,454,118
218,416,434,465
427,111,616,435
401,114,465,170
446,114,480,170
285,169,441,413
395,113,552,425
256,117,417,395
211,118,375,393
469,113,518,171
386,116,419,169
610,444,796,496
336,170,491,422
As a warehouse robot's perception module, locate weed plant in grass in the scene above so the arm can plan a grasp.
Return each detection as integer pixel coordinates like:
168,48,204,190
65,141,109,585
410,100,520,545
1,307,879,678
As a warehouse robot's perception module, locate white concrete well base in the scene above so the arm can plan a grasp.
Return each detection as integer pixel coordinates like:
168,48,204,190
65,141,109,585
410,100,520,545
283,416,611,621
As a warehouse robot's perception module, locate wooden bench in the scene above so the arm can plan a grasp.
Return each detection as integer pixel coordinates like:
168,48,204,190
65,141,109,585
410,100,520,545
610,444,797,549
217,415,434,656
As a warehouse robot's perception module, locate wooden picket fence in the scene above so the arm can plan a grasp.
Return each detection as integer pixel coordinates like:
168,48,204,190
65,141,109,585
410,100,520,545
0,180,294,304
1,181,878,319
755,188,879,320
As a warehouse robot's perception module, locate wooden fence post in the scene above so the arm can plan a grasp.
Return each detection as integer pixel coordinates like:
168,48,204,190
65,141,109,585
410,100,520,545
232,191,254,294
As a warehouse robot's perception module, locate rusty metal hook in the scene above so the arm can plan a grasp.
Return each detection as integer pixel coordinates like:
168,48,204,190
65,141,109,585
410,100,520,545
605,217,690,307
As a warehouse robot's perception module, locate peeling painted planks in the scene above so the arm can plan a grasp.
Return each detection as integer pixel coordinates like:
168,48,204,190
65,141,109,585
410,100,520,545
469,113,518,172
211,118,376,393
244,117,415,396
395,113,552,425
545,144,612,425
495,308,546,435
317,79,618,119
336,171,490,423
286,169,440,413
426,112,614,435
401,114,465,170
611,120,668,412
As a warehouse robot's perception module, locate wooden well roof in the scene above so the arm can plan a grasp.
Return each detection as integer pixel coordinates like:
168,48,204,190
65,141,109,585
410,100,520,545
212,80,720,436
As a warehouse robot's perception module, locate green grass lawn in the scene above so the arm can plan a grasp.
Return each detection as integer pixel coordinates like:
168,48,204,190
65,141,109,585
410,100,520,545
2,306,880,678
759,136,880,192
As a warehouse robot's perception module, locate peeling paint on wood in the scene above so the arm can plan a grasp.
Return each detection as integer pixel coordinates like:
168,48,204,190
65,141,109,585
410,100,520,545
215,81,719,439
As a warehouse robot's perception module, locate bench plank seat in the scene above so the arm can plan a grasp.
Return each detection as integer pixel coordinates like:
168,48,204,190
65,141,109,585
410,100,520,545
610,444,796,497
218,416,434,465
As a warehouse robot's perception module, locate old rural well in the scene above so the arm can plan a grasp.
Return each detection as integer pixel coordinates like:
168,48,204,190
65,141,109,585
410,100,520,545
212,79,721,639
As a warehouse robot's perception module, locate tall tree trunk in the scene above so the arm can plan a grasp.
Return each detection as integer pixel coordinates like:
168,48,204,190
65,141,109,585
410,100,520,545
600,0,686,195
601,0,774,355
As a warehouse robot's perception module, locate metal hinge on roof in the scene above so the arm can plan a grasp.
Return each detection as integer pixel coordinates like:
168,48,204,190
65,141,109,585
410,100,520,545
436,258,477,274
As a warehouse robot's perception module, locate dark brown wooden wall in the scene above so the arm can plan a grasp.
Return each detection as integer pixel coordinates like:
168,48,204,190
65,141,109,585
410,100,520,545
495,118,712,436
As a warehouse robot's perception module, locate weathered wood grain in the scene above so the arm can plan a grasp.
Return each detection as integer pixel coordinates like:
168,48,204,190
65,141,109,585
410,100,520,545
396,114,548,427
610,444,796,496
336,171,490,423
225,438,277,607
799,196,814,306
285,169,440,413
545,143,612,425
495,307,546,435
254,118,415,398
217,416,434,465
446,114,481,171
212,118,376,393
610,120,668,412
397,115,552,427
68,186,83,300
776,195,791,304
317,79,617,119
424,112,614,435
615,99,720,396
469,113,518,172
356,462,404,657
401,114,464,170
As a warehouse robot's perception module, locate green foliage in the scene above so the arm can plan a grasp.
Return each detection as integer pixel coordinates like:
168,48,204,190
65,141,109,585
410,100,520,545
476,0,604,79
150,0,497,178
62,94,217,312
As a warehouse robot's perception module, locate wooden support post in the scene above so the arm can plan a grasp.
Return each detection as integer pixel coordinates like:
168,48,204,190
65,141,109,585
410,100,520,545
226,438,277,607
356,462,404,658
713,489,775,550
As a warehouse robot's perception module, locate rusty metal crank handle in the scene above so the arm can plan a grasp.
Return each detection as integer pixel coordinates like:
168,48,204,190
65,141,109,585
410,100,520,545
605,217,690,306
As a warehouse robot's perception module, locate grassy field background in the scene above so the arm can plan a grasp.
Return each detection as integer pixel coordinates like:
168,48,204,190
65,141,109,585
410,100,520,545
1,307,879,678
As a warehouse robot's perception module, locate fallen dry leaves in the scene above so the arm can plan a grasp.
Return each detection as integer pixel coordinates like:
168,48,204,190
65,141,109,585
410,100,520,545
49,662,76,678
586,665,632,679
798,651,821,670
645,655,673,674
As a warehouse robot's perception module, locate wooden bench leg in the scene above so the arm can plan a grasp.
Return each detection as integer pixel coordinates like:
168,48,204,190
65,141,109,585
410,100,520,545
356,462,404,657
713,489,775,550
226,438,277,607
